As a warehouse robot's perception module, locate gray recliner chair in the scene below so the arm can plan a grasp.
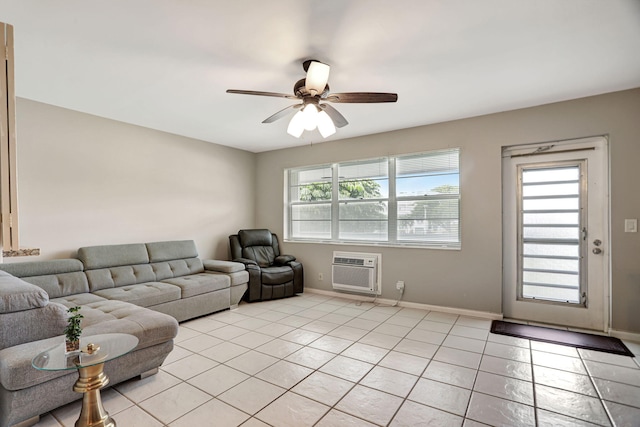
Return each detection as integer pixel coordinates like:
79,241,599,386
229,229,303,302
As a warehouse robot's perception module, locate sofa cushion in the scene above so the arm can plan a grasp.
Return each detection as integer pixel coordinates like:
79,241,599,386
85,264,156,292
0,271,48,314
152,258,204,281
146,240,198,262
203,259,245,273
78,243,149,270
162,273,229,298
0,302,68,351
93,282,181,307
207,270,249,287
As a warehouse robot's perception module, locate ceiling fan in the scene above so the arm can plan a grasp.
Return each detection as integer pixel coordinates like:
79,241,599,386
226,60,398,138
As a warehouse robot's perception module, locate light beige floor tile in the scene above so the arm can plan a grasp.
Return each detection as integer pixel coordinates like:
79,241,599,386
532,350,586,375
292,371,355,406
415,319,454,334
200,341,250,363
536,409,602,426
187,364,249,396
585,359,640,387
360,366,418,397
530,341,579,357
161,354,218,380
424,311,458,324
479,354,532,382
406,328,447,345
336,385,404,426
279,329,323,345
285,346,336,369
484,341,531,363
593,378,640,408
207,324,251,340
473,371,533,405
603,401,640,426
533,365,597,396
378,351,430,376
383,315,421,328
423,360,477,389
315,409,377,427
256,391,329,427
320,355,374,382
408,378,471,416
320,313,356,325
578,348,638,368
181,317,227,333
358,331,402,350
301,320,339,334
535,384,611,426
177,334,223,353
309,335,354,353
229,331,274,349
442,335,486,353
466,392,535,426
116,370,182,403
327,325,369,341
234,317,272,331
138,383,211,425
112,405,163,427
394,338,439,359
449,325,489,340
390,400,463,426
341,342,389,364
277,315,312,327
224,350,278,375
455,316,492,330
344,318,381,331
254,338,302,358
433,346,482,369
254,322,295,337
394,307,429,319
218,377,285,415
255,360,313,389
357,311,392,322
254,310,290,322
174,326,201,343
170,398,250,427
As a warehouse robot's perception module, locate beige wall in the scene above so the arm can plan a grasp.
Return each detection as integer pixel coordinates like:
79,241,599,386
256,88,640,334
11,98,256,261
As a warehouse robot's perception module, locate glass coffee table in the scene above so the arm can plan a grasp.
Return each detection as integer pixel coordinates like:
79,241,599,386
32,333,138,427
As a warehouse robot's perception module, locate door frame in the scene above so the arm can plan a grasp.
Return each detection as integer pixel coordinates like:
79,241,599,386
502,135,610,331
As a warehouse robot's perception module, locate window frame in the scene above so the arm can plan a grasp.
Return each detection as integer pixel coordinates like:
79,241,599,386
285,148,461,249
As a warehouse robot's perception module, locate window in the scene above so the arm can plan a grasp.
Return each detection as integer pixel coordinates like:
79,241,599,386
286,148,460,248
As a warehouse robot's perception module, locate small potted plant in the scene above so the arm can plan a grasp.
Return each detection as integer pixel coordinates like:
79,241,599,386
64,306,83,354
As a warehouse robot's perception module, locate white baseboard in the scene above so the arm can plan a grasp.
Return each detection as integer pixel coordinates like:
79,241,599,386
609,329,640,344
304,288,503,320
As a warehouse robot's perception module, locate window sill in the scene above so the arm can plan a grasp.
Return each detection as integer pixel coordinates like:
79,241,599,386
2,247,41,258
283,239,461,251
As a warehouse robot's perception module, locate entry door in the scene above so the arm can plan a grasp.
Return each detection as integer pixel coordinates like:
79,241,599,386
502,137,609,331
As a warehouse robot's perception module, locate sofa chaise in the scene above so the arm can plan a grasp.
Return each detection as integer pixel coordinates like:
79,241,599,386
0,240,248,427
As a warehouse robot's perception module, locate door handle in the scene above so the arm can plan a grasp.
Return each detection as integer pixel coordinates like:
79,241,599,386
592,248,602,255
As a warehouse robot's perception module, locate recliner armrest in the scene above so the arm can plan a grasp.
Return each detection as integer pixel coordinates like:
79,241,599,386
274,255,296,266
233,257,259,267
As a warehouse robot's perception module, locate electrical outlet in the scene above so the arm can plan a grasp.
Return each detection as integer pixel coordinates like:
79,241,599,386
396,280,405,291
318,273,324,281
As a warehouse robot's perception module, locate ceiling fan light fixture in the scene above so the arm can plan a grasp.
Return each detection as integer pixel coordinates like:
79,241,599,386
306,61,330,96
302,104,319,131
317,110,336,138
287,110,305,138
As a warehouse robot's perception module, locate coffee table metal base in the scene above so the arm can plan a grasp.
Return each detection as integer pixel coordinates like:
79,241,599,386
72,362,115,427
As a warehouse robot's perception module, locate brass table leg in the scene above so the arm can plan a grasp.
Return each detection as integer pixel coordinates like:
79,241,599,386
73,362,115,427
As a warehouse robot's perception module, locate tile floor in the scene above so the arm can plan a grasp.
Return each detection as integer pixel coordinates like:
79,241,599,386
35,293,640,426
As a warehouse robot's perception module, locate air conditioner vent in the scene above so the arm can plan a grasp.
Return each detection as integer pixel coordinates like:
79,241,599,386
332,251,381,295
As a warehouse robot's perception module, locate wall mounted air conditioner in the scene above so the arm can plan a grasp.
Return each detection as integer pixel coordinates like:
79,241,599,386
332,251,381,295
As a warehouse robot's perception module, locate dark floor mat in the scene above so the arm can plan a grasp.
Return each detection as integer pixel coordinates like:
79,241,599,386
491,320,634,357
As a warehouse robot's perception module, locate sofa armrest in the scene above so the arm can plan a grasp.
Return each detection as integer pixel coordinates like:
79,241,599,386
274,255,296,266
0,302,68,351
203,259,246,273
0,271,49,314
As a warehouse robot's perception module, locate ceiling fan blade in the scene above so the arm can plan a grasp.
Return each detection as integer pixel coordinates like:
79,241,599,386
320,104,349,128
227,89,298,100
305,61,330,96
262,104,302,123
325,92,398,103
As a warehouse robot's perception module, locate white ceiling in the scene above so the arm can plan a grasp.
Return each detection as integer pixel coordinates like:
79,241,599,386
1,1,639,153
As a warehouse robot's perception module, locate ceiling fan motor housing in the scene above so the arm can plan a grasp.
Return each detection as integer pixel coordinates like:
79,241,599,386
294,78,330,98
